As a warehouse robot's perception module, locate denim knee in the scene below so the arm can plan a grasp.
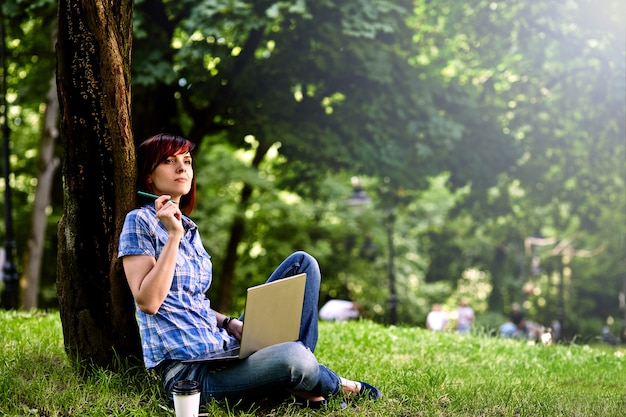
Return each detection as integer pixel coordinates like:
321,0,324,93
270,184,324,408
294,250,320,272
276,343,341,397
278,342,320,391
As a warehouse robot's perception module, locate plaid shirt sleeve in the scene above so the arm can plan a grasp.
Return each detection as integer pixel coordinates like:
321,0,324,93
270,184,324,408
118,207,158,258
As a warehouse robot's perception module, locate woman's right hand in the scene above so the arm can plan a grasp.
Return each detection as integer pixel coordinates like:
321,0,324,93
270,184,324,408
155,195,184,236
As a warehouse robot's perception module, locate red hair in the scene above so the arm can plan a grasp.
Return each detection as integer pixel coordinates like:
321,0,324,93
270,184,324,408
136,133,197,215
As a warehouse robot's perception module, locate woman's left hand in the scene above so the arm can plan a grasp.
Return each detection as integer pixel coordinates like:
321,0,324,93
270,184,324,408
227,319,243,340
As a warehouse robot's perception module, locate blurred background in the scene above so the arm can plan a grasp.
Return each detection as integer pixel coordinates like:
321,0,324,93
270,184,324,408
0,0,624,343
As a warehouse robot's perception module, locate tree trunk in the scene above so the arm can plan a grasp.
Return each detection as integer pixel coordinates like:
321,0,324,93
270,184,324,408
56,0,141,368
21,75,60,310
215,140,272,312
487,244,507,314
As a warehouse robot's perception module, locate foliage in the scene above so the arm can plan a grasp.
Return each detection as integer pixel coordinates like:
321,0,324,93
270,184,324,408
405,0,626,333
1,311,625,416
0,0,623,342
191,137,475,324
132,0,513,192
0,0,60,307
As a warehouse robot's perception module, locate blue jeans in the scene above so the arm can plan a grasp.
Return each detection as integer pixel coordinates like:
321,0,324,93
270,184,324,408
161,251,341,403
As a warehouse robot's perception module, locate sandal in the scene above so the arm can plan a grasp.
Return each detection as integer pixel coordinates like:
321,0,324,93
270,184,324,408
357,381,382,401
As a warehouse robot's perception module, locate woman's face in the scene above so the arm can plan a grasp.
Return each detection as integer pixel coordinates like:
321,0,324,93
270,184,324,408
147,152,194,202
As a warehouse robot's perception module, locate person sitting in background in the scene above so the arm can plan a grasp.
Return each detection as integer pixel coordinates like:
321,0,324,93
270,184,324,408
456,299,475,334
499,306,527,338
319,299,362,321
426,304,449,331
601,325,619,346
500,309,544,341
499,321,518,338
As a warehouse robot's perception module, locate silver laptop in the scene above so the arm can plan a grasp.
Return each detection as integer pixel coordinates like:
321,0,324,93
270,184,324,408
182,273,307,365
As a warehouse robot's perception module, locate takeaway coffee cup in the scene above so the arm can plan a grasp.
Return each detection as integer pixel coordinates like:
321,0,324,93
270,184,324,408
172,380,201,417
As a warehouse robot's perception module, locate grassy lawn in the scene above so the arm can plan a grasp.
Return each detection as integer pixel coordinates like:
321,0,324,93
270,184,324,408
1,310,624,416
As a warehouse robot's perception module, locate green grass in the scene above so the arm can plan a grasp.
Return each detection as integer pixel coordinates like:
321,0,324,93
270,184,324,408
1,310,625,416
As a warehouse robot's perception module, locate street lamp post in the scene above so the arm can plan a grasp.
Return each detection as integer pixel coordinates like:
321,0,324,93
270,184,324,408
1,15,18,310
347,177,397,325
619,274,626,343
385,208,397,325
557,253,565,337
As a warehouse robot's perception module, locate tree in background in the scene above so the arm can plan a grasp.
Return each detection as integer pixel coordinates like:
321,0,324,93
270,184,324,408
411,0,625,336
1,0,59,309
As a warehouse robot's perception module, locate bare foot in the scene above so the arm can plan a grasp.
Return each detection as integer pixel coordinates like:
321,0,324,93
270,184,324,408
340,378,362,396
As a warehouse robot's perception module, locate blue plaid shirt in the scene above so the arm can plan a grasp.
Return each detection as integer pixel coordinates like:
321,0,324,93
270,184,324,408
118,204,237,369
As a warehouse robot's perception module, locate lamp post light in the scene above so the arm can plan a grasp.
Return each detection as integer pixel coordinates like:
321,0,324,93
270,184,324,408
347,177,398,325
1,14,19,310
347,176,371,206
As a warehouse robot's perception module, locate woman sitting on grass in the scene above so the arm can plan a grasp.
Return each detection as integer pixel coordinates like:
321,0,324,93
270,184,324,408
117,133,381,408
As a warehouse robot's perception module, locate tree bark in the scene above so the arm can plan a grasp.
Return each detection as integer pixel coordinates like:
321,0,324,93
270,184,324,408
56,0,141,368
22,75,60,310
